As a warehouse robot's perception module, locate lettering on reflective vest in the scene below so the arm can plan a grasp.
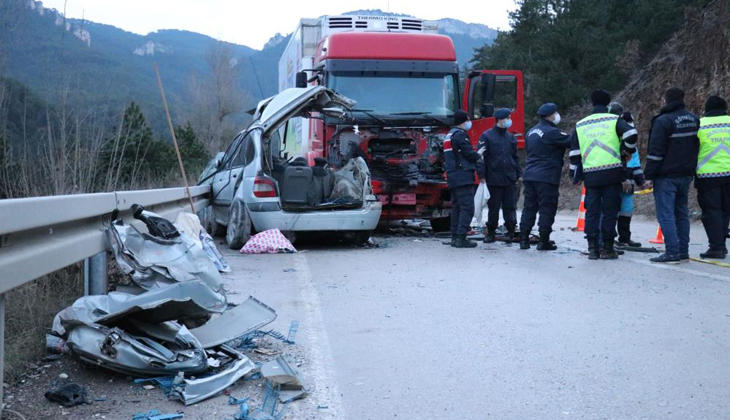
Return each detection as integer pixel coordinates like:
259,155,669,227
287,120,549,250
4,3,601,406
575,113,621,172
697,115,730,178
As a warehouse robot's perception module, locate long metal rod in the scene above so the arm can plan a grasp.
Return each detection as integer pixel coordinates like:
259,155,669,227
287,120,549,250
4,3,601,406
154,63,196,213
0,293,6,416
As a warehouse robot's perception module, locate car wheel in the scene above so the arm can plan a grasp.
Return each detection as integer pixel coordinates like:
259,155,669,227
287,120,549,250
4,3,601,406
226,200,252,249
343,231,371,246
199,206,225,237
429,216,451,232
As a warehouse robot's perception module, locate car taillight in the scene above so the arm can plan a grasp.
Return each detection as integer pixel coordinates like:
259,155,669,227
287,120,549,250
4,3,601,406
253,176,278,198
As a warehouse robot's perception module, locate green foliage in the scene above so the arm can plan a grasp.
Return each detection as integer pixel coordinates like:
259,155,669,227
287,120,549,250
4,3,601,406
175,122,210,180
98,104,209,189
472,0,711,121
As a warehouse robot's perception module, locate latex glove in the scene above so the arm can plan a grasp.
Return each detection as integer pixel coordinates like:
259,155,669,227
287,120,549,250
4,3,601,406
622,180,634,194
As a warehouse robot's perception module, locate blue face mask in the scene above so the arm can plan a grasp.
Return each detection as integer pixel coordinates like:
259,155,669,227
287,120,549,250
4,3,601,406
502,119,513,129
463,121,472,130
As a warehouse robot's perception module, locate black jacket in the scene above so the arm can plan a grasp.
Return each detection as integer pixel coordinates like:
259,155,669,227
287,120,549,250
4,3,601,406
569,105,639,187
695,109,730,189
444,127,480,189
523,119,571,185
645,100,700,179
477,126,521,187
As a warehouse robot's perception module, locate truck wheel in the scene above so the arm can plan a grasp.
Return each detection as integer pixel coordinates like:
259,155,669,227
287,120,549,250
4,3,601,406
429,216,451,232
199,206,224,237
226,200,252,249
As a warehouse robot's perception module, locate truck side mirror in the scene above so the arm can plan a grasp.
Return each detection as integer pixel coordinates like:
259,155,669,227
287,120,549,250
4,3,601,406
480,104,494,118
295,72,308,88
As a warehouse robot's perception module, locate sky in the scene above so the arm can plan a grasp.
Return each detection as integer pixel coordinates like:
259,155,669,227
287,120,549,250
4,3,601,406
38,0,516,50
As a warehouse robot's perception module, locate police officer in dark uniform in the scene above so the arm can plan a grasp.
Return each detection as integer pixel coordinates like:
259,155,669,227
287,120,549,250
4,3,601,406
444,109,480,248
519,103,572,250
478,108,521,243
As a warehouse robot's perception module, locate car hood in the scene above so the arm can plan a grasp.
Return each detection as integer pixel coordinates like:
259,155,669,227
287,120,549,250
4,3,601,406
257,86,355,132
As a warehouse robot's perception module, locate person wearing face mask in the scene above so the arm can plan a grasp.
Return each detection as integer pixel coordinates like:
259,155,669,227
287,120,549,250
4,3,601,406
569,89,639,260
478,108,522,243
519,103,572,250
444,109,481,248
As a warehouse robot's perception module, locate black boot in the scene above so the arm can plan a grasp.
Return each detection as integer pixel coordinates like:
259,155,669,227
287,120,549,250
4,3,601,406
519,230,531,250
447,236,457,247
537,231,557,251
505,225,516,244
454,234,478,248
600,239,619,259
484,227,496,243
617,216,641,247
700,248,726,259
588,239,600,260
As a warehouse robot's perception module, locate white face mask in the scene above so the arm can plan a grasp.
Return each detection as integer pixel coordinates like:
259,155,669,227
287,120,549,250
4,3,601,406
552,112,561,125
502,119,513,129
463,121,472,130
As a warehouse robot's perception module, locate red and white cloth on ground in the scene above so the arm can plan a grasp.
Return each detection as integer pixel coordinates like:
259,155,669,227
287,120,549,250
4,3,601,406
240,229,297,254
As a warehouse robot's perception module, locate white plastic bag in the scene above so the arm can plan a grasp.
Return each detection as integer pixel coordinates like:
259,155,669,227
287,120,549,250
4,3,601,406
471,181,490,228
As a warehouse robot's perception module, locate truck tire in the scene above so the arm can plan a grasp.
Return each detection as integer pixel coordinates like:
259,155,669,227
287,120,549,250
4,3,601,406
226,200,252,249
429,216,451,232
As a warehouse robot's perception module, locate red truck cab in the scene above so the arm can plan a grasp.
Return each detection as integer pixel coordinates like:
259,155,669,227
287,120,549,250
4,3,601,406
285,18,523,229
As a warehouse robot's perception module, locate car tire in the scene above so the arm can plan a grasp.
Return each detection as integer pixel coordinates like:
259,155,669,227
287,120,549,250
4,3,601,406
343,231,371,246
429,216,451,232
226,200,252,249
199,206,224,237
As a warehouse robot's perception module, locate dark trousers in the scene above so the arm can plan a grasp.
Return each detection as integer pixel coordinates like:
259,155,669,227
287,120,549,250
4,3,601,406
697,183,730,252
653,177,691,257
450,184,475,236
584,183,622,242
486,184,517,230
520,181,559,234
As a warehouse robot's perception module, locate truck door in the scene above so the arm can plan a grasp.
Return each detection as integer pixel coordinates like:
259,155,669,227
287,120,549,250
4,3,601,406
463,70,525,149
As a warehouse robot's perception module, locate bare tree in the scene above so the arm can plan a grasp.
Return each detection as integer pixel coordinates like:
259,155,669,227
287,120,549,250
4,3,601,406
190,42,246,153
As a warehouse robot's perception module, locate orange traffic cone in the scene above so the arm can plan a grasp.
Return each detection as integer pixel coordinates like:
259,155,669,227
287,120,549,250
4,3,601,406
649,226,664,244
575,187,586,232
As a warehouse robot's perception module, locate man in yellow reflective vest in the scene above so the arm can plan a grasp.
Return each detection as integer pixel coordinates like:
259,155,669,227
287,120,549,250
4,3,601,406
569,90,639,260
696,95,730,259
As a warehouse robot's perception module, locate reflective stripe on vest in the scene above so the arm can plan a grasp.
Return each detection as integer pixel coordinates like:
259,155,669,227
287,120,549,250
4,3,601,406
697,115,730,178
575,113,622,172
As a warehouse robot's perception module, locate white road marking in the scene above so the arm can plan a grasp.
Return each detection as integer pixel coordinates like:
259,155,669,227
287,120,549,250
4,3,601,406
293,253,346,419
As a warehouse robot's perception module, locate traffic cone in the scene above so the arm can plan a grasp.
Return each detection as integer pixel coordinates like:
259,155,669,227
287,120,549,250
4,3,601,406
575,187,586,232
649,226,664,244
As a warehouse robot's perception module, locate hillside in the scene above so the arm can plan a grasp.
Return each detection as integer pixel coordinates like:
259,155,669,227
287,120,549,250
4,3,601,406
615,0,729,145
0,1,496,141
559,0,730,215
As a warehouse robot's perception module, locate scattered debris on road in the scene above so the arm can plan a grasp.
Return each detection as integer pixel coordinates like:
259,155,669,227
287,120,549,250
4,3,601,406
43,206,308,413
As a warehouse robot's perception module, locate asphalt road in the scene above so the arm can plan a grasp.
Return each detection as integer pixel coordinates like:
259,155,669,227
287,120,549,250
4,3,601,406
8,213,729,419
227,212,730,420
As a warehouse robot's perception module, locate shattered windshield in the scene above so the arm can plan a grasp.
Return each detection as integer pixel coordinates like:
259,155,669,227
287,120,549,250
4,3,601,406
329,72,458,122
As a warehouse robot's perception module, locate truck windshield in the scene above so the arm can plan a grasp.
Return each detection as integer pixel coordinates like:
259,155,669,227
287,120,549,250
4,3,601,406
329,72,458,119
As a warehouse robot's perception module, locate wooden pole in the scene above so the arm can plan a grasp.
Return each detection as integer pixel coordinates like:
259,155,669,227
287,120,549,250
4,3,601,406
154,63,196,213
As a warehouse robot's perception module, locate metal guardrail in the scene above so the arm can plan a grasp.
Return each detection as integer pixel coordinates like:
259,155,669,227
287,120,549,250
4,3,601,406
0,185,211,407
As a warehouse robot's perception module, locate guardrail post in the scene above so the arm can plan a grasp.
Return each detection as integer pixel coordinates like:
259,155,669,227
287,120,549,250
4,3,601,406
0,293,5,415
85,252,108,295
